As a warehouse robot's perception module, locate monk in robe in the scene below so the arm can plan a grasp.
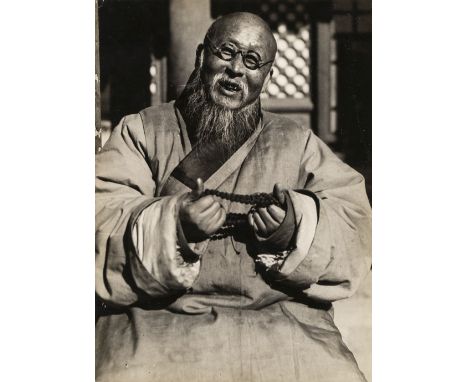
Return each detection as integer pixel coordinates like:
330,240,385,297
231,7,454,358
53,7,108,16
95,12,371,382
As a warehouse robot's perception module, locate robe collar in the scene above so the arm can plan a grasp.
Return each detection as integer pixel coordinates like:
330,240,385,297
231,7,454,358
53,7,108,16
170,102,268,192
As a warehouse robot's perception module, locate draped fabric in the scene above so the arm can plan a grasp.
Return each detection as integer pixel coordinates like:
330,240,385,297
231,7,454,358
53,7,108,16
95,101,371,381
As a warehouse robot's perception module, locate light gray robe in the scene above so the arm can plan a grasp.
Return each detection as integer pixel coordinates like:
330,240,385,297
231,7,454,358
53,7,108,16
95,101,371,382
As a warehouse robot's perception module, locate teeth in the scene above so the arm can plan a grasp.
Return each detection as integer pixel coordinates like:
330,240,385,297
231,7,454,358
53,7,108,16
221,81,240,91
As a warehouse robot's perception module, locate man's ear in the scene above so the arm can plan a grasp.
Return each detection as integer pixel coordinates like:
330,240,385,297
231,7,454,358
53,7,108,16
261,68,274,93
195,44,204,69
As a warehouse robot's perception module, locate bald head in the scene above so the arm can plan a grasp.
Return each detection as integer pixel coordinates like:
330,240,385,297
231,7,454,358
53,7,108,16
206,12,277,61
190,12,277,110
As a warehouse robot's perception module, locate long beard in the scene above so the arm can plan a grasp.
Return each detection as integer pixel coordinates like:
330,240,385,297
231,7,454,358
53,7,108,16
181,68,260,155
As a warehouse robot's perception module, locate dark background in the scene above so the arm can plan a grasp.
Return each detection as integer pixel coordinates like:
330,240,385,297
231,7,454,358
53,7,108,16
96,0,371,199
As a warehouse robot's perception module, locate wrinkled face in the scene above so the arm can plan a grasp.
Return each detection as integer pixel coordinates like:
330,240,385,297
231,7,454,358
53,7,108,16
201,20,275,109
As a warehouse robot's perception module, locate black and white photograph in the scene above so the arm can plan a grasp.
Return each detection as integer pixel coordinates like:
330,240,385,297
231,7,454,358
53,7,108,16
95,0,372,381
3,1,468,382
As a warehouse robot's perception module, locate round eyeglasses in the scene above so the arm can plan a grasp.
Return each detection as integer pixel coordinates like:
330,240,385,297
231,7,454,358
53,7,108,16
204,36,275,70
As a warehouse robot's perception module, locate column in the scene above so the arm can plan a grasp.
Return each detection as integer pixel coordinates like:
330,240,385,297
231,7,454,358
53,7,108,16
168,0,213,100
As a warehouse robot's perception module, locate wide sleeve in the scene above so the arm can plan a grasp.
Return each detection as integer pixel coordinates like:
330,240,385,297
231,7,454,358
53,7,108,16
95,114,201,308
264,130,371,302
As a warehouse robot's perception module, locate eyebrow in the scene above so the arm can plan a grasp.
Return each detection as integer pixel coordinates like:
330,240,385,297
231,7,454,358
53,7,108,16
222,38,264,58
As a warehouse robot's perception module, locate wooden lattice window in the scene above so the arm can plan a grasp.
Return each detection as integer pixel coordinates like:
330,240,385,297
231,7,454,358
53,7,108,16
257,0,312,101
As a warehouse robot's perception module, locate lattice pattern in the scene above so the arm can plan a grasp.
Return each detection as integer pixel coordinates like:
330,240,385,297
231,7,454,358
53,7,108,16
259,0,311,100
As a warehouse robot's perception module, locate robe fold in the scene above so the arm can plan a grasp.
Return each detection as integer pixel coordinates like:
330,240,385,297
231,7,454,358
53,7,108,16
95,101,371,382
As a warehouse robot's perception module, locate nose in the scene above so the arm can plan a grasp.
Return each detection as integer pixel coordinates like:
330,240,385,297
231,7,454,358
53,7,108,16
226,52,245,77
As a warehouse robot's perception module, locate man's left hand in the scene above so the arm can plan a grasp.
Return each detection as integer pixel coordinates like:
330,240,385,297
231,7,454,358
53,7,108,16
247,183,287,237
248,205,286,237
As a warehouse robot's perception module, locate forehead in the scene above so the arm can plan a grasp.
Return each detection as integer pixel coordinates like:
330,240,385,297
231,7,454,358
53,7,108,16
212,21,273,56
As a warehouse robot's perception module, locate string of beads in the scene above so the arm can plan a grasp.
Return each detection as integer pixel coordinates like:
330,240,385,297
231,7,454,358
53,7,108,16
201,189,281,240
202,189,281,208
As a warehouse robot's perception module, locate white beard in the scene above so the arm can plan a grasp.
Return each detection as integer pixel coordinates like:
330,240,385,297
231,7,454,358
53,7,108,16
183,68,260,154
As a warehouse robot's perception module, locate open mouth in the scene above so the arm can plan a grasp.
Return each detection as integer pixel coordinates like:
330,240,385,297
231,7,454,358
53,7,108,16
219,79,242,93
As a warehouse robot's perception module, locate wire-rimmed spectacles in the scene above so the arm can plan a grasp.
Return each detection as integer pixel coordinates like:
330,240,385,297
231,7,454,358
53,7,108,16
204,36,275,70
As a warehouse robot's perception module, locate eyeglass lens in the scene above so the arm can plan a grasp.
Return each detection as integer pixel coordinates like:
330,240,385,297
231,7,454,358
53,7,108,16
217,43,262,69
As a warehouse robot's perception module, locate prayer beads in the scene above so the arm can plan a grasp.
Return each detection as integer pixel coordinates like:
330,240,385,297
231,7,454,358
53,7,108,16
202,189,281,208
201,189,281,239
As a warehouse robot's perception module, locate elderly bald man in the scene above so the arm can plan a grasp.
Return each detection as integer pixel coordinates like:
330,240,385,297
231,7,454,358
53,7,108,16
96,12,371,382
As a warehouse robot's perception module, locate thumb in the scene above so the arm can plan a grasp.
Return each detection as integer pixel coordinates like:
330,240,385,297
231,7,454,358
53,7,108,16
273,183,287,206
191,178,205,199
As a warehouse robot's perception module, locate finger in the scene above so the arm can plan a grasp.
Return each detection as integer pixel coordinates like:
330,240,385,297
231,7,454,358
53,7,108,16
257,208,280,232
211,208,227,231
192,195,218,211
197,200,222,220
252,218,259,233
204,208,226,234
273,183,286,205
267,205,286,223
194,178,205,198
187,179,205,202
195,210,219,234
219,207,227,224
247,212,255,228
253,212,268,235
208,207,224,224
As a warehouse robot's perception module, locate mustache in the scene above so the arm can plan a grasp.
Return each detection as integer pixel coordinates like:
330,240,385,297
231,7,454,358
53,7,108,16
211,73,248,102
181,67,260,155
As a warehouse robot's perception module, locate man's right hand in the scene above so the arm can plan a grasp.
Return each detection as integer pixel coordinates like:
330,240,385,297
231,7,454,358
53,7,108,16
179,178,226,242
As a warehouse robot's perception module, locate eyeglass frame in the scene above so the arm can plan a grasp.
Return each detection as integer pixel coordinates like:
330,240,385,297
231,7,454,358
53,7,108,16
203,36,275,70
